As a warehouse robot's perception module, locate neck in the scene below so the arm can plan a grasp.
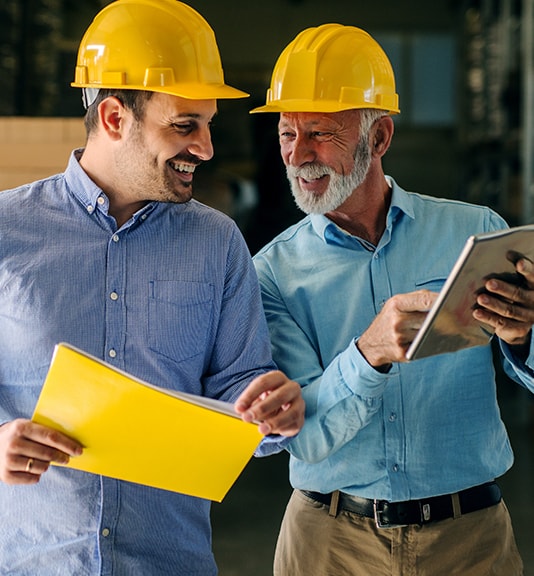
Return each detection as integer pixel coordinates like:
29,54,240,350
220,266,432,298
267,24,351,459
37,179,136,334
327,211,385,246
108,200,148,228
79,145,147,228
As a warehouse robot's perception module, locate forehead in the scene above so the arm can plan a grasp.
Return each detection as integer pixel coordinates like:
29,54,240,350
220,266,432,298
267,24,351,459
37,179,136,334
147,92,218,121
278,110,359,130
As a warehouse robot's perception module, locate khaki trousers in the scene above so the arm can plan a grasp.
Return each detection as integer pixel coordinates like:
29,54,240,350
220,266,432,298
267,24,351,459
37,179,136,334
274,489,523,576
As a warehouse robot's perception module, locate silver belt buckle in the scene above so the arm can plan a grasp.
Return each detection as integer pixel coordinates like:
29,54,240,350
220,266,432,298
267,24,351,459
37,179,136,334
373,499,409,529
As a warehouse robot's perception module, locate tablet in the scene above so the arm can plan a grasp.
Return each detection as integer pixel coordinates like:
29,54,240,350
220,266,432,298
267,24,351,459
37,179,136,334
406,224,534,360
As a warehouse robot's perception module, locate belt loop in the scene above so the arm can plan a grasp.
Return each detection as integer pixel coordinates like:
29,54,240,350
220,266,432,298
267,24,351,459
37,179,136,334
451,492,462,519
329,490,340,518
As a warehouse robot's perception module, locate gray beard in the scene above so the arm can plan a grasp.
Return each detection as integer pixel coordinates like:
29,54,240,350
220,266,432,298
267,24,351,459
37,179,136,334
286,138,372,215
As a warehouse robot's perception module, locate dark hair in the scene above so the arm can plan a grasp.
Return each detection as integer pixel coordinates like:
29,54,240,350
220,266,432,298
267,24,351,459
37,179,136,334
83,89,154,134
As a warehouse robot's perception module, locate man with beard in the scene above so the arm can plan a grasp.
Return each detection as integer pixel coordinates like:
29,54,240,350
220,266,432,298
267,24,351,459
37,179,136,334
0,1,304,574
244,23,534,575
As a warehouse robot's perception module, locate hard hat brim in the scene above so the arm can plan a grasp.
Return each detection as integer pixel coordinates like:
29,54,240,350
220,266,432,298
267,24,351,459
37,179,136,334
71,82,249,101
250,100,399,114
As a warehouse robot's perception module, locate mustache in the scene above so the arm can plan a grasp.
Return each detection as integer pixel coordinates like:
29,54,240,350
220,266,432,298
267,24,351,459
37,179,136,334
286,163,334,180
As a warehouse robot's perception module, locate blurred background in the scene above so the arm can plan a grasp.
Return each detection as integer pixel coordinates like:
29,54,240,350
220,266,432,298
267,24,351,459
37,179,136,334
1,0,533,243
0,0,533,574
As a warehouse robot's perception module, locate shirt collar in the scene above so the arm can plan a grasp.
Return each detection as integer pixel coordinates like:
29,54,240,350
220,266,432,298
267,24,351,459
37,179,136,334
64,149,106,214
309,176,415,246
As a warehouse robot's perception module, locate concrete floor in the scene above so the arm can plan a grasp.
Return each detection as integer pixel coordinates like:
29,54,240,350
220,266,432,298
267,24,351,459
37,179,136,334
212,382,534,576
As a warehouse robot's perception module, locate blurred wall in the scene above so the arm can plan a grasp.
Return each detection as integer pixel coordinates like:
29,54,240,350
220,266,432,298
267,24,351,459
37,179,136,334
0,117,85,190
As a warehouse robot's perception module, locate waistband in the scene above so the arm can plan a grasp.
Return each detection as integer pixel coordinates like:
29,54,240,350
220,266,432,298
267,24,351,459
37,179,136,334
300,481,502,529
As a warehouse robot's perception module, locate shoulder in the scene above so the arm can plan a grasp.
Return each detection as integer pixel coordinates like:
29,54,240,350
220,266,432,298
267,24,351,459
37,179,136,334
178,199,238,228
254,217,313,258
401,188,508,233
159,199,243,243
164,201,252,265
0,173,65,215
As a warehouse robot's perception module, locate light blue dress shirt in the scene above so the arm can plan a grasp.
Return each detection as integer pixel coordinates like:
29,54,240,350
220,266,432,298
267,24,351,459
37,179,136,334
254,178,534,502
0,150,276,575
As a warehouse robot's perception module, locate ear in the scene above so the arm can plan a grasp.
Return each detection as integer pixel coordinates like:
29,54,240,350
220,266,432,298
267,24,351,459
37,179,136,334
371,115,394,157
97,96,127,141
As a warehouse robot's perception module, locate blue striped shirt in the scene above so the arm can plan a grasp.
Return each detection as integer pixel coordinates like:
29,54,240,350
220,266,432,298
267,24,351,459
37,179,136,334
253,178,534,501
0,150,275,575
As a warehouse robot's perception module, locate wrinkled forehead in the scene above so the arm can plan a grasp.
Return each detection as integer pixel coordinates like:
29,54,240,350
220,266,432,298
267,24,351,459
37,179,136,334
278,110,360,130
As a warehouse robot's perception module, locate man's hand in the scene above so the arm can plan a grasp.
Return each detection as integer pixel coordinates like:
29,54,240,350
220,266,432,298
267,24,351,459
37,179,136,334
357,290,438,368
0,419,83,485
473,257,534,347
234,371,304,437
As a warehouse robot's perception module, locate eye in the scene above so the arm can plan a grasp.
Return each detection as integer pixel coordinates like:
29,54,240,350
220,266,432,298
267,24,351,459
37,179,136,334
279,131,295,142
311,131,333,142
171,122,195,135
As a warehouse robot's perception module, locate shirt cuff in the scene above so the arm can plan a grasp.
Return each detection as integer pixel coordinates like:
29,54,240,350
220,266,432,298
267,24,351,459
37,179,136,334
337,339,398,399
254,433,291,457
501,337,534,382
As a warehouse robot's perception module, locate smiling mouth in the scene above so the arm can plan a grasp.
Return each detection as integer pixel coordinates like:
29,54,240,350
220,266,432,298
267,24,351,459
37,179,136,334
297,174,330,193
169,161,197,174
299,174,327,184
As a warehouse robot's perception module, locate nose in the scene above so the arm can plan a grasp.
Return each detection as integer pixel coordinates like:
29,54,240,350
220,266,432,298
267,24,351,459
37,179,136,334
188,126,214,161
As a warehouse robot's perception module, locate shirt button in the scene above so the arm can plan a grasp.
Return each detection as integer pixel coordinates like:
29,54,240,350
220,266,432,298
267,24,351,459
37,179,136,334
141,214,148,220
389,412,397,422
112,234,120,242
86,205,94,213
101,528,110,537
110,292,119,301
392,464,399,472
97,196,105,205
108,349,117,358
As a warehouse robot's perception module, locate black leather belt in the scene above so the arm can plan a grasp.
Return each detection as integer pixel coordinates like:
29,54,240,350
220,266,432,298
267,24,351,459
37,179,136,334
301,481,501,529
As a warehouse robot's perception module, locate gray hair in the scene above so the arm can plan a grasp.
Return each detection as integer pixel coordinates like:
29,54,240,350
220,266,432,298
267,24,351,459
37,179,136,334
359,108,388,138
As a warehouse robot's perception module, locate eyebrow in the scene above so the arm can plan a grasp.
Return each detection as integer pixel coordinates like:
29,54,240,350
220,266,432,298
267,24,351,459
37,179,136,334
279,119,338,130
171,111,219,122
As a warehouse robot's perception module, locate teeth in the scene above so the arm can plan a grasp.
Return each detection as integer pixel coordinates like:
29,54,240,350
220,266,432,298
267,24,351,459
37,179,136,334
171,162,195,173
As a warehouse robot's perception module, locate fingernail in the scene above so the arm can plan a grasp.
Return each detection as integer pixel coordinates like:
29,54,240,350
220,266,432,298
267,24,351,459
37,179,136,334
242,410,255,423
258,422,271,435
518,259,531,272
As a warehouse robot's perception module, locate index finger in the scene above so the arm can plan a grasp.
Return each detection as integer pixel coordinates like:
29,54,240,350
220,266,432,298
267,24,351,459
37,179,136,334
392,290,438,314
517,257,534,288
27,421,83,457
234,371,288,414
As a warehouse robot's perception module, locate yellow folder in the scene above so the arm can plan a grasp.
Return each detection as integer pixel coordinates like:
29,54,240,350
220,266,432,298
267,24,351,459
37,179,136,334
32,343,263,501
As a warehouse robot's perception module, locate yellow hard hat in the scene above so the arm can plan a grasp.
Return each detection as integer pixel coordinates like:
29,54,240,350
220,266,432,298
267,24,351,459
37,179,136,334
72,0,248,100
251,24,399,114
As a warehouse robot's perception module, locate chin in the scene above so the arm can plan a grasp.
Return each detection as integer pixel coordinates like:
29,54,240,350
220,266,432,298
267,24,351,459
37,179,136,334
292,191,332,215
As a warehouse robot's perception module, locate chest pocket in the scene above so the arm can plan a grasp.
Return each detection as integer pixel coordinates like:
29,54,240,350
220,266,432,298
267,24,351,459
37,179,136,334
148,280,214,363
414,276,446,294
